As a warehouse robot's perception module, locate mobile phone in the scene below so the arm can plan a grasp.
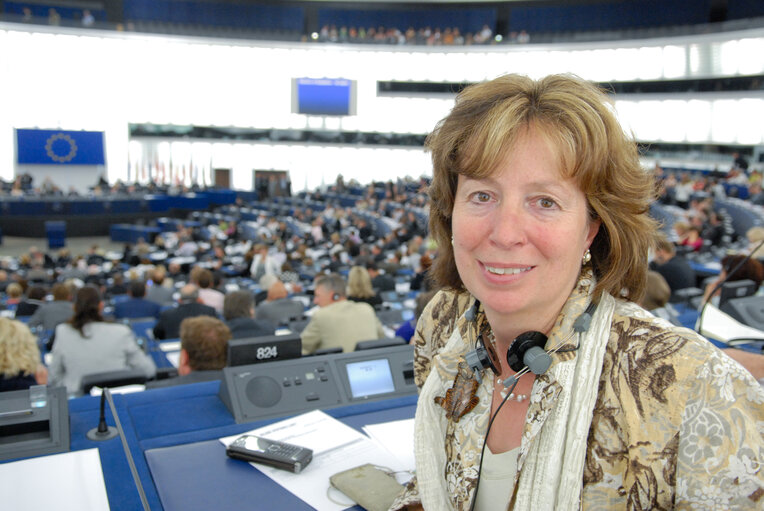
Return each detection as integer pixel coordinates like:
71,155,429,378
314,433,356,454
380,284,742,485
226,434,313,473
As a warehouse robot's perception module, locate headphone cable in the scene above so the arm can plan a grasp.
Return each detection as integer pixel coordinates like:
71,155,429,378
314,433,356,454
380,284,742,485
468,377,519,511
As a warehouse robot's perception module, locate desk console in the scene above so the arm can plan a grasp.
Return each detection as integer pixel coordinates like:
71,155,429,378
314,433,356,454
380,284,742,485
219,344,415,423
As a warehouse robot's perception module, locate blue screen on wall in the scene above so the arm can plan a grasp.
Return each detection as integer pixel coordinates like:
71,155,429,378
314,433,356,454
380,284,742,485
292,78,356,116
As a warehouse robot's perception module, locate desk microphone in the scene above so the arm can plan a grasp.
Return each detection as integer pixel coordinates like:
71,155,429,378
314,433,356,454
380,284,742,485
87,388,151,511
86,391,118,441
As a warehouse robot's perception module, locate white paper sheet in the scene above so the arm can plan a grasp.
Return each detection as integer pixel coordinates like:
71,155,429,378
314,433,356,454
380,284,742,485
220,410,406,511
0,448,110,510
363,418,415,473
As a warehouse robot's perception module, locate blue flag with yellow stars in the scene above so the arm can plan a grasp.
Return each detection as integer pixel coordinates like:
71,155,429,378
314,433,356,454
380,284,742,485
16,129,105,165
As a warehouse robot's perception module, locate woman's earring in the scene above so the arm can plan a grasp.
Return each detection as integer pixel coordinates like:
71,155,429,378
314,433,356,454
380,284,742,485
451,235,455,245
582,249,592,265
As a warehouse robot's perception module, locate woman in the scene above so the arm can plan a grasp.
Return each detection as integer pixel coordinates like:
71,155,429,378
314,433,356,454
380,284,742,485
48,285,156,396
0,318,48,392
346,265,382,307
392,74,763,510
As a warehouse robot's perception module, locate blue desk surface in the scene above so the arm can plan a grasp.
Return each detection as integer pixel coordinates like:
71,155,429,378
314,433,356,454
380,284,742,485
59,381,417,511
145,399,417,511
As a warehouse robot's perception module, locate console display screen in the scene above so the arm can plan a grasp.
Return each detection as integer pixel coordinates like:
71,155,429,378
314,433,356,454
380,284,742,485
346,359,395,398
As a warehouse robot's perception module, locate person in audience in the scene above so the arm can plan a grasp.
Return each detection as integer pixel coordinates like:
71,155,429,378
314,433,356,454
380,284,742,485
249,243,281,281
366,261,395,291
641,270,671,311
14,285,47,317
145,316,231,389
346,266,383,307
145,266,175,306
223,290,275,339
680,224,703,252
301,273,385,354
254,279,305,327
0,318,48,392
390,74,764,511
109,273,128,296
649,234,697,300
4,282,23,307
409,253,433,292
48,285,156,396
153,284,217,340
113,280,162,319
27,283,73,331
701,253,764,307
192,267,224,314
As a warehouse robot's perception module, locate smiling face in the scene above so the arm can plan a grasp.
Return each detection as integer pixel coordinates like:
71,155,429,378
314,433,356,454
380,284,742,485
451,128,600,336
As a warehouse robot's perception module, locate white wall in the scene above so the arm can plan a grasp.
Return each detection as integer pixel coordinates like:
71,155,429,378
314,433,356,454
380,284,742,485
2,23,763,189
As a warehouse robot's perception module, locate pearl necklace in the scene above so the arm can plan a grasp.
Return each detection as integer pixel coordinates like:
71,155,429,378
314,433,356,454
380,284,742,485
497,377,528,402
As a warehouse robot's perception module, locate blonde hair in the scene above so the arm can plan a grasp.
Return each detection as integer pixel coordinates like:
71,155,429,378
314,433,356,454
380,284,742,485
0,318,40,377
427,73,658,302
347,266,376,299
6,282,23,299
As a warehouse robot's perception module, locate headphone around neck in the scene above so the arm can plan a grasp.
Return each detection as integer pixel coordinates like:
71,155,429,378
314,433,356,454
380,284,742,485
464,299,597,385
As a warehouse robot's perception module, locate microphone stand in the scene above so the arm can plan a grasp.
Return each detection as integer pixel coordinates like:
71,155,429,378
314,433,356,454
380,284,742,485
86,389,118,441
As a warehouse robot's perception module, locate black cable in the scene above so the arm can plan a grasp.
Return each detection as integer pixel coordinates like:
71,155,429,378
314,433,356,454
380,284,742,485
468,377,519,511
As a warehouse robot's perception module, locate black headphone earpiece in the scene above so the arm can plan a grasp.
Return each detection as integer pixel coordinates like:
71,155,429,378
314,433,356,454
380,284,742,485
506,331,550,374
465,300,598,383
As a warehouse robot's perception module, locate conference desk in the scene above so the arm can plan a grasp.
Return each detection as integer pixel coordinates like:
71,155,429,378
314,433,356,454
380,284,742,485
60,382,417,511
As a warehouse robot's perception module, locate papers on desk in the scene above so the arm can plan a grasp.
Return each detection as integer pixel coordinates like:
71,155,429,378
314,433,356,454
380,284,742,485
0,448,110,510
220,410,414,511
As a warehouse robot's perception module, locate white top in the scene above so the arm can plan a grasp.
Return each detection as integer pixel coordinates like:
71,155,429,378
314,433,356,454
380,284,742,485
474,446,521,511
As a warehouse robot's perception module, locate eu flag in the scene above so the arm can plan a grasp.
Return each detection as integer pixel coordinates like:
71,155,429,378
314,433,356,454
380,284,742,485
16,129,105,165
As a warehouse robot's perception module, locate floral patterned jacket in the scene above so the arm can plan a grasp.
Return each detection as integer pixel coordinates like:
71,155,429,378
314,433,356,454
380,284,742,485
391,287,764,511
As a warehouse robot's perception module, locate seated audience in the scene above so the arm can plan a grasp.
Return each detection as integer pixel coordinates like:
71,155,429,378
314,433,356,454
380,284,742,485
0,318,48,392
14,285,47,317
702,254,764,307
641,270,672,311
301,274,386,354
153,284,217,340
650,235,697,300
145,266,175,306
249,243,281,281
223,290,275,339
347,266,382,307
48,285,156,396
113,280,162,319
4,282,23,307
254,279,305,326
366,261,395,291
410,253,433,292
146,316,231,388
192,267,224,314
27,283,73,331
109,273,129,296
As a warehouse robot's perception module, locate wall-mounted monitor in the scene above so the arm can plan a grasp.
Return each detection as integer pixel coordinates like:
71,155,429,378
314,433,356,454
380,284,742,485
227,333,302,367
292,78,357,116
